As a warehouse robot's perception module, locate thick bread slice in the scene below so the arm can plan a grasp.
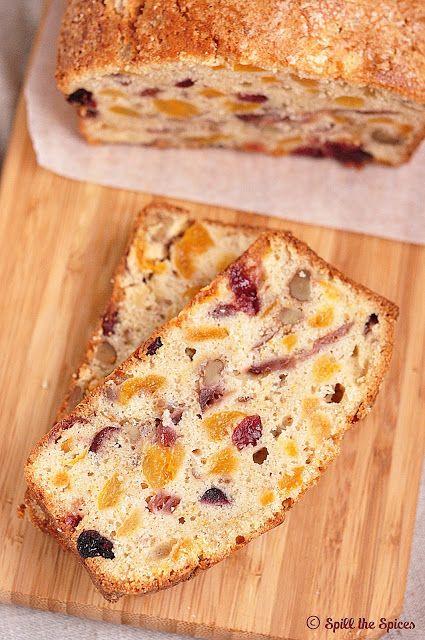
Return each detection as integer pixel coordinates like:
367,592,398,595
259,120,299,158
26,203,259,532
25,231,397,601
57,1,425,165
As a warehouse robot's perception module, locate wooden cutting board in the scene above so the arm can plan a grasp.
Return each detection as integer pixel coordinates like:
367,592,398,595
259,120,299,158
1,65,425,640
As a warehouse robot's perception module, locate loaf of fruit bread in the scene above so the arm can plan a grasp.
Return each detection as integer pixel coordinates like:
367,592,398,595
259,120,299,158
25,227,397,600
57,0,425,165
25,203,259,532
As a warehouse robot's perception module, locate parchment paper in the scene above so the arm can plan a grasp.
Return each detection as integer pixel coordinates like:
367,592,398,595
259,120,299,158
25,0,425,245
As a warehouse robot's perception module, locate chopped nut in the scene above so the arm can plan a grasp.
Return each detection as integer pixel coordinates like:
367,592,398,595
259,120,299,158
289,270,311,301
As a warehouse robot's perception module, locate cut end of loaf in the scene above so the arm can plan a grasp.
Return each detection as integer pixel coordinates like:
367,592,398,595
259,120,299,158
25,220,397,600
63,62,425,166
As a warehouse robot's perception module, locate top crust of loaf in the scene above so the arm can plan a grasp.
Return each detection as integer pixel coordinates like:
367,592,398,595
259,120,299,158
56,0,425,104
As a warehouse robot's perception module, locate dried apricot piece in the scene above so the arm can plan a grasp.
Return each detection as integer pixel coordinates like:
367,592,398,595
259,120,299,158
260,489,275,506
282,334,297,351
313,355,341,383
202,411,246,442
209,447,239,475
334,96,365,108
116,508,142,537
185,326,229,341
135,240,166,273
309,306,334,328
309,413,331,441
154,99,199,118
199,87,225,97
279,466,304,492
279,437,298,458
233,63,265,72
98,473,124,510
173,222,214,279
119,375,165,405
53,471,70,488
170,538,193,562
109,105,141,118
142,443,184,489
318,280,341,300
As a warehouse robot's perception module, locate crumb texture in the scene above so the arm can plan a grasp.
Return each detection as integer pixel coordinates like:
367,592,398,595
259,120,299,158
57,1,425,165
26,211,397,600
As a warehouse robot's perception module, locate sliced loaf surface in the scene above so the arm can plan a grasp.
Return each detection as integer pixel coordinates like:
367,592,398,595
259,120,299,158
25,230,397,601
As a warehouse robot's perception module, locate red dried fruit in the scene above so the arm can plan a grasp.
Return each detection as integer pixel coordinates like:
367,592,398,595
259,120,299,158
67,89,97,108
232,415,262,450
49,416,88,444
175,78,195,88
199,387,223,413
169,406,184,424
293,141,373,166
155,420,177,447
140,88,160,97
89,426,121,453
213,262,260,317
84,109,98,118
64,512,83,530
146,336,163,355
236,113,286,125
77,530,114,559
364,313,379,335
146,492,181,513
102,304,118,336
236,93,268,103
200,487,230,505
249,322,353,374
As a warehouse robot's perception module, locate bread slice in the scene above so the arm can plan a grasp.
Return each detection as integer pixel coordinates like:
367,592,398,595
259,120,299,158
25,230,397,601
57,1,425,165
25,203,259,532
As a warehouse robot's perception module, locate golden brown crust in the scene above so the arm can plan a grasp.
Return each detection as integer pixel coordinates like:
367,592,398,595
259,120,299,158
57,0,425,104
25,223,398,601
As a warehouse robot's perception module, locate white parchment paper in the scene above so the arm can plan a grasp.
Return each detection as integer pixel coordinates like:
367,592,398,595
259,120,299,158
25,0,425,244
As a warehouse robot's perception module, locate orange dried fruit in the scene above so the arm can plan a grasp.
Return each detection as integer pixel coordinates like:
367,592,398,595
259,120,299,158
290,74,318,88
135,240,166,273
209,447,239,475
282,334,297,351
109,105,141,118
142,443,184,488
334,96,365,108
313,355,341,383
185,326,229,341
199,87,225,97
154,99,199,118
170,538,193,562
173,222,214,278
116,508,142,537
202,411,246,442
97,473,124,510
60,438,73,453
279,466,304,492
119,375,166,405
319,280,341,300
225,101,260,113
309,306,334,328
260,489,275,506
279,437,298,458
52,471,70,488
302,397,320,416
309,413,331,441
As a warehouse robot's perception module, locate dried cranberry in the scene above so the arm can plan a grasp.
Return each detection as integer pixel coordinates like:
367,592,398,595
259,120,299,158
84,109,98,118
199,386,223,413
169,406,184,424
175,78,195,88
64,513,82,530
77,530,115,559
140,88,160,97
236,93,268,103
48,416,88,444
293,141,372,166
236,113,264,124
155,420,177,447
212,262,260,318
200,487,230,505
146,336,163,355
102,305,118,336
364,313,379,335
67,89,97,108
146,492,181,513
232,415,262,450
89,426,121,453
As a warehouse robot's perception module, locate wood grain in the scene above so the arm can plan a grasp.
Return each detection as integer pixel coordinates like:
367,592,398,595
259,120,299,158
0,74,424,640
